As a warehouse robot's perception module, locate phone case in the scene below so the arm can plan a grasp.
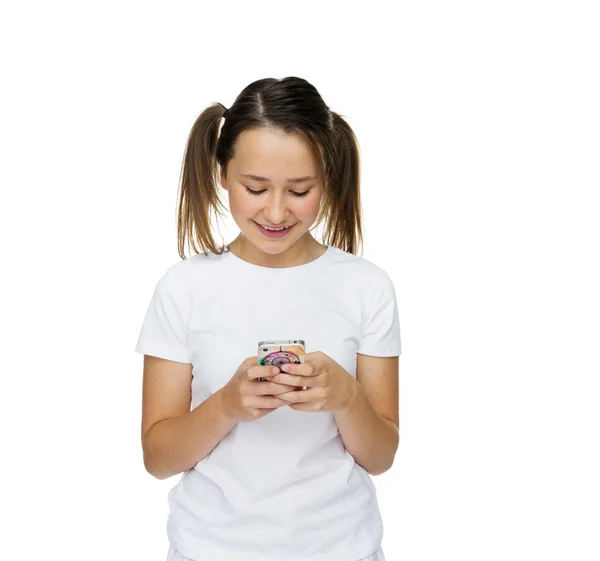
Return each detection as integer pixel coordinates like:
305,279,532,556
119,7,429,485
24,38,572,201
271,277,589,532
257,340,305,383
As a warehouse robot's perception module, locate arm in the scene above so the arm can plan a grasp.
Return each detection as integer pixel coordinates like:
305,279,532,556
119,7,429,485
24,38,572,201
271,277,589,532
143,388,237,480
334,379,399,476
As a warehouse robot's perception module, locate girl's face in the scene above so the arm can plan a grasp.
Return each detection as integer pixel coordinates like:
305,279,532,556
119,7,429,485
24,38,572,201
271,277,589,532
220,127,323,256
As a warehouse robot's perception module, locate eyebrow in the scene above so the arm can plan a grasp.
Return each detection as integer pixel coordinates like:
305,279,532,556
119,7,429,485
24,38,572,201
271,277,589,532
239,173,316,184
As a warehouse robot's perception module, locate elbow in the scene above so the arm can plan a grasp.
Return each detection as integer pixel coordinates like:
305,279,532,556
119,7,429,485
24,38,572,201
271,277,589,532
143,448,182,480
142,441,168,480
144,459,170,480
365,454,395,476
143,454,161,480
367,461,394,476
368,447,399,476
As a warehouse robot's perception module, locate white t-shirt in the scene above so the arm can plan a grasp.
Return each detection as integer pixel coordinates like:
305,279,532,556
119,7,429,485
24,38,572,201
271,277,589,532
135,243,402,561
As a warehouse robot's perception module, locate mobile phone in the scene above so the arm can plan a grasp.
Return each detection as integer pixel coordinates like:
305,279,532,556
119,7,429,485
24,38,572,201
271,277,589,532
257,340,306,388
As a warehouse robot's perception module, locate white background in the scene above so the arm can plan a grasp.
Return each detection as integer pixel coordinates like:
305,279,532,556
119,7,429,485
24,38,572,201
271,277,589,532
1,1,598,560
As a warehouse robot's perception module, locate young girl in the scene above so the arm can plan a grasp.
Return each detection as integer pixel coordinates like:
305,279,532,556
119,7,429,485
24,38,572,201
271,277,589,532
135,76,401,561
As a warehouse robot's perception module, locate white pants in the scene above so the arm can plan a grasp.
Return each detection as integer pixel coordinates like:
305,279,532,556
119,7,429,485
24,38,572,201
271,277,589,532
167,544,386,561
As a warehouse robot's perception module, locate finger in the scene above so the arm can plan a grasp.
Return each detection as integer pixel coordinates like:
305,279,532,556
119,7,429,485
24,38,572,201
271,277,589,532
272,372,313,388
279,363,315,376
253,382,299,395
270,382,302,394
278,388,311,402
247,364,280,380
300,351,321,363
260,395,291,408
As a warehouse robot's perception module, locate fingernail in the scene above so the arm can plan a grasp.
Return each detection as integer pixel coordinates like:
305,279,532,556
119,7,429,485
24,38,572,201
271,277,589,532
272,367,279,374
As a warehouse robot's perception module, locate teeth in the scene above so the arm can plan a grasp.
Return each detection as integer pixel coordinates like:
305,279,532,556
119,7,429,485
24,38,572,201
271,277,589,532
263,225,287,231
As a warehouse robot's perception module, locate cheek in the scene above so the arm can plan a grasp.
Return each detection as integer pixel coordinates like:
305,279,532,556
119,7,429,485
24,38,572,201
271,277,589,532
229,190,255,215
302,204,320,220
298,195,322,218
294,189,322,215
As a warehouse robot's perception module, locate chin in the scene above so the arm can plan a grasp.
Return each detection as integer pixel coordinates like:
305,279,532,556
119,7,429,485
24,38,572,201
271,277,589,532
250,229,302,251
254,239,294,253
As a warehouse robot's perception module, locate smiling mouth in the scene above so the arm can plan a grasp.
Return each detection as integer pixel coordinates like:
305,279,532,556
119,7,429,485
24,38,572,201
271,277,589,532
255,221,297,237
255,221,296,231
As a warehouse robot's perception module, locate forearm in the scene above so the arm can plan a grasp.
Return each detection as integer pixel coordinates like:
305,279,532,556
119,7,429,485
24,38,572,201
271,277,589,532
142,389,237,480
333,378,399,476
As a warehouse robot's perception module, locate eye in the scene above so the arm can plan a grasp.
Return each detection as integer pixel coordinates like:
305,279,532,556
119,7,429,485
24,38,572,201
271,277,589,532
244,187,265,196
244,186,310,197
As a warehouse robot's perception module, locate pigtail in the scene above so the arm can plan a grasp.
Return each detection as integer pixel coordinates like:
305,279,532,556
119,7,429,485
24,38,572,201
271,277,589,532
319,112,364,256
176,103,230,259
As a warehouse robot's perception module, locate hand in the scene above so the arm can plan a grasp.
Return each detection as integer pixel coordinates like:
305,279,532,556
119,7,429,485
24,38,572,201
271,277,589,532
220,356,300,423
269,351,357,413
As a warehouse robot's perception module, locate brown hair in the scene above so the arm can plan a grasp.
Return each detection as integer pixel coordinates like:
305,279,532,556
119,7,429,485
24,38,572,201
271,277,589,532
176,76,364,259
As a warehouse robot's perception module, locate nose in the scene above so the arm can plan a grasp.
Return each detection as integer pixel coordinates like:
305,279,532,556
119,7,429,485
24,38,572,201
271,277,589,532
263,192,290,224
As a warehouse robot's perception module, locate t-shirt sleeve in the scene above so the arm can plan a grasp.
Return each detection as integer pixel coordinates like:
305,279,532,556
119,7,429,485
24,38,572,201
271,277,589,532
357,269,402,357
134,268,191,364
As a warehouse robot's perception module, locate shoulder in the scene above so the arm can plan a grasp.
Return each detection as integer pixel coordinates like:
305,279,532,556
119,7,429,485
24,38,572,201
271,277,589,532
152,251,228,301
163,250,227,283
327,245,390,286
